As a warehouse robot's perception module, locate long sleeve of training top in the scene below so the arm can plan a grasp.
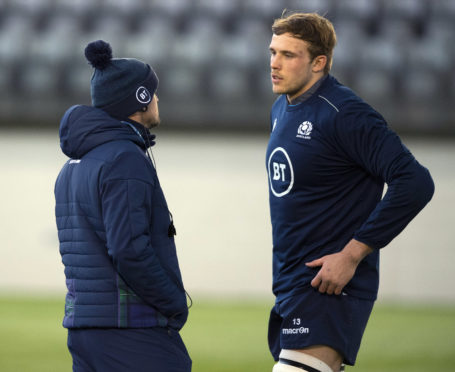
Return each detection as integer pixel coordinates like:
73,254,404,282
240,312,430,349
333,100,435,249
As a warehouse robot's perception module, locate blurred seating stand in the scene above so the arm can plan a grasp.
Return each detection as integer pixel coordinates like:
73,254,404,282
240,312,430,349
0,0,453,134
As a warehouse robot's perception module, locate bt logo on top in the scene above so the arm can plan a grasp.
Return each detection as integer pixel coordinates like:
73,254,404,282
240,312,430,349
267,147,294,197
272,162,286,182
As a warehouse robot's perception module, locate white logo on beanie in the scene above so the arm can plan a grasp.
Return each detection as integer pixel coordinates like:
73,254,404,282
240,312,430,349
136,86,152,104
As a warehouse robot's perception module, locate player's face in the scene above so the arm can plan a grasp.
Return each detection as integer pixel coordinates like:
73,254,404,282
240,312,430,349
269,33,322,101
143,94,160,129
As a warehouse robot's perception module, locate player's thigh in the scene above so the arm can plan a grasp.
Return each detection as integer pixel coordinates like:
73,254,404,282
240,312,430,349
294,344,342,372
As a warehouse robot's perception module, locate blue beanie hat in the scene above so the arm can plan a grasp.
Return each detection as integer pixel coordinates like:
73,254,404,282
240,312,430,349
84,40,159,120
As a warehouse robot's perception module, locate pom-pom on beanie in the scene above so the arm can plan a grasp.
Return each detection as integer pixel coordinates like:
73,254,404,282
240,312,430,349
84,40,159,120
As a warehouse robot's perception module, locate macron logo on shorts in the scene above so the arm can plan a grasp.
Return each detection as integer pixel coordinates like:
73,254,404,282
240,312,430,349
282,327,310,335
282,318,309,335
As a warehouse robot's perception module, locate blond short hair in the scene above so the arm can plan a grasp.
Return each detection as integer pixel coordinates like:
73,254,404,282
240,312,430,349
272,12,337,74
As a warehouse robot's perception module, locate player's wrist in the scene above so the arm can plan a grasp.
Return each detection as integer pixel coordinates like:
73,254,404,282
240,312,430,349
342,239,373,265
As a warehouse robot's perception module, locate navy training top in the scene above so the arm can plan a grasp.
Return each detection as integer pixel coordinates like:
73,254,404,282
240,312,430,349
266,75,434,302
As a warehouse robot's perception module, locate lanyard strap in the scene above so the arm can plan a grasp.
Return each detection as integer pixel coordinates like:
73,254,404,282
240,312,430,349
121,121,145,144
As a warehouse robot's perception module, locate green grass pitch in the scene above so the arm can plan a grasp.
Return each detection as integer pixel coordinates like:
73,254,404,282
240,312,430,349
0,295,454,371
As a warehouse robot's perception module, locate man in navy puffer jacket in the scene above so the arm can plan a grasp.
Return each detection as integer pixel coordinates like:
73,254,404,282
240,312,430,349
55,40,191,371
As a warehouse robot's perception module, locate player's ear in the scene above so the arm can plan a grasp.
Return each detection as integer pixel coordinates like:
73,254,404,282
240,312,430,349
312,55,327,73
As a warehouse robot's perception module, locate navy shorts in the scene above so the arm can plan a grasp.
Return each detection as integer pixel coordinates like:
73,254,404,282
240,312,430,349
268,287,374,366
68,327,192,372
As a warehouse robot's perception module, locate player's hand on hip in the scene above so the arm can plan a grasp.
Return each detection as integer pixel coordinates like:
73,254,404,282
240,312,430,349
306,239,374,295
305,252,357,295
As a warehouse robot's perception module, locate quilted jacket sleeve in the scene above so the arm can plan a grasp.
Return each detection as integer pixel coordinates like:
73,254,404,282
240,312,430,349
100,150,187,324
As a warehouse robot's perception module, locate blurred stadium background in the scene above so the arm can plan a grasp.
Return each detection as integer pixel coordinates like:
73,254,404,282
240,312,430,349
0,0,454,134
1,1,455,370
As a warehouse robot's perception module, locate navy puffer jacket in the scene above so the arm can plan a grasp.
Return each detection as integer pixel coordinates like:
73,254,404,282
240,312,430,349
55,105,188,330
